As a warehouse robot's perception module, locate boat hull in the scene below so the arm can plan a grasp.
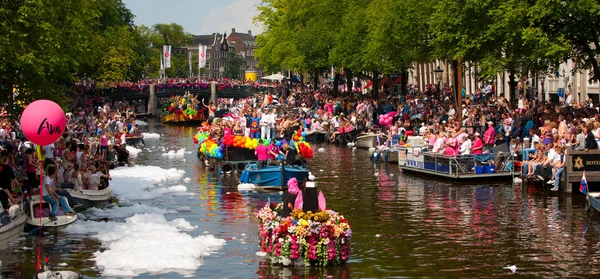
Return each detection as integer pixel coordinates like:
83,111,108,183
25,196,78,229
304,131,327,143
240,165,309,188
355,135,379,149
66,186,113,209
587,193,600,213
0,210,26,248
161,113,203,125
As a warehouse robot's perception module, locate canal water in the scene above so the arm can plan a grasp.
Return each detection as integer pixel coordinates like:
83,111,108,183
2,119,600,278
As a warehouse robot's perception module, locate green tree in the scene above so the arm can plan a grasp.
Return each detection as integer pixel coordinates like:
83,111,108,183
225,54,245,79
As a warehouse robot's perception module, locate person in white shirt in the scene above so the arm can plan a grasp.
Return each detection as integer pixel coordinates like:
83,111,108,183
269,108,278,138
260,108,271,140
565,91,572,106
43,143,55,169
459,136,472,155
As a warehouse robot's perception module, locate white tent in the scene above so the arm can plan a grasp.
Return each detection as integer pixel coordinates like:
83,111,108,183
260,74,286,81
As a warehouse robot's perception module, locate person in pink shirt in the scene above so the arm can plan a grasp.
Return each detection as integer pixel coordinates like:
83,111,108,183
444,138,458,156
484,121,496,147
472,133,484,154
255,139,270,169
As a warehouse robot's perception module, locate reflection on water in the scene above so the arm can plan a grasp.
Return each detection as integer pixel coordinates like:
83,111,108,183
2,120,600,278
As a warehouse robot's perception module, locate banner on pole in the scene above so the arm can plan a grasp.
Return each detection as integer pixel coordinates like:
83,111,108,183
198,45,207,69
163,45,171,69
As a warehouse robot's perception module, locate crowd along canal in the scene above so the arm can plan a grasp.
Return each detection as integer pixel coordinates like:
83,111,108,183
2,119,600,278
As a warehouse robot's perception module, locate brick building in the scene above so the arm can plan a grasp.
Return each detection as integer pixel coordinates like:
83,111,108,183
227,28,264,79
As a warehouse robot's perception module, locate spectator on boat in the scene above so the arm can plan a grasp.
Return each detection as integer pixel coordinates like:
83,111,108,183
202,98,217,124
0,153,20,212
548,146,566,191
24,148,37,195
484,121,495,149
268,141,284,162
249,112,260,139
43,165,76,221
444,138,458,156
255,139,269,169
282,143,298,167
460,135,472,156
432,132,446,153
574,127,586,150
260,108,271,140
472,133,484,155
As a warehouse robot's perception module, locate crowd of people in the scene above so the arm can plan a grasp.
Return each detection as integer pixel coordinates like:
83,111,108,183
2,77,600,214
0,100,145,218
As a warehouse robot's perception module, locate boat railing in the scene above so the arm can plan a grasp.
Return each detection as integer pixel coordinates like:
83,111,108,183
418,152,515,176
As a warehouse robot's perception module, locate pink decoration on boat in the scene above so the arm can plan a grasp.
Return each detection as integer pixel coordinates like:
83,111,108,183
294,192,303,210
318,191,326,211
287,178,300,194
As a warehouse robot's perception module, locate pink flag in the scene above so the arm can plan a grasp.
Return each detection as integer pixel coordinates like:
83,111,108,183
318,191,326,211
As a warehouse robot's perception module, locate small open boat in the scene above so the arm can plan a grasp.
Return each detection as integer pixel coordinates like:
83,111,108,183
239,164,309,189
65,186,113,209
160,113,203,125
125,135,144,147
333,130,362,145
25,196,78,229
355,134,383,149
114,145,130,165
304,131,327,143
586,192,600,214
0,205,26,248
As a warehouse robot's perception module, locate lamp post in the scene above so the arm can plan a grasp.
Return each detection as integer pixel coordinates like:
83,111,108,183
434,66,444,99
540,75,546,103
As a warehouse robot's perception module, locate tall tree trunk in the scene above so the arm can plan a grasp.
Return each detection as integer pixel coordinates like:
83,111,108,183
371,71,379,99
400,70,408,96
508,71,518,103
345,69,353,95
332,73,341,93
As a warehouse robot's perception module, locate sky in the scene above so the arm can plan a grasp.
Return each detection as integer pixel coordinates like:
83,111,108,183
124,0,263,35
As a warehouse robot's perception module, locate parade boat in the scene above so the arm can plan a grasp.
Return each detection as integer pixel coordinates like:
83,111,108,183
65,186,113,209
25,196,78,229
256,178,352,266
160,112,204,125
0,205,27,248
304,131,327,143
333,130,362,145
398,147,517,181
354,134,384,149
240,164,309,189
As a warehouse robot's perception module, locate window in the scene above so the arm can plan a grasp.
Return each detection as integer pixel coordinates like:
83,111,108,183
206,52,210,59
206,62,210,70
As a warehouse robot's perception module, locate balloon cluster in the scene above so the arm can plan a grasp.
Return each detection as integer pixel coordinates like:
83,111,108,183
292,129,306,142
193,132,210,145
199,139,225,159
228,135,266,150
298,141,313,159
378,111,398,126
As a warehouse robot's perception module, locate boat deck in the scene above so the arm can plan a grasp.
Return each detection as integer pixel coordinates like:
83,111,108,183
400,165,515,181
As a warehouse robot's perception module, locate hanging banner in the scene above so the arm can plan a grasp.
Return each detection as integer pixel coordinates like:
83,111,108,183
198,45,207,69
188,51,192,77
163,45,171,69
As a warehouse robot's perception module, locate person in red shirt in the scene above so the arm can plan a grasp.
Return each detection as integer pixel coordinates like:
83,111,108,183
255,139,269,169
472,133,484,155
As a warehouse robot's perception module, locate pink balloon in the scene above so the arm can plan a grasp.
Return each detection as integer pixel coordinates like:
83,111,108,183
20,100,66,146
388,111,398,117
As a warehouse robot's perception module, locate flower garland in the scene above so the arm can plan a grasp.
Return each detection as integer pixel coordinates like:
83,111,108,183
256,202,352,266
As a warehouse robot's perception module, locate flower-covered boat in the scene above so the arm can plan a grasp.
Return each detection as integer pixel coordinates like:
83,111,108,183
255,178,351,266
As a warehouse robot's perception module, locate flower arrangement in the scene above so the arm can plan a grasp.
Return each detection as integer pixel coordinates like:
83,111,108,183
256,202,352,266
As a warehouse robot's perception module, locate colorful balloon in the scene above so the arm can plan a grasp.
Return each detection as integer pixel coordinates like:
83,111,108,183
20,100,66,146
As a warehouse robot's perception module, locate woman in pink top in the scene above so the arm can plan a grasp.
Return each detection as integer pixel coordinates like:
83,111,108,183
444,138,458,156
472,133,484,154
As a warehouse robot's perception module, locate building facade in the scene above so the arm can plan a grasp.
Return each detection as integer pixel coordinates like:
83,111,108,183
227,28,264,79
188,32,234,79
408,60,600,104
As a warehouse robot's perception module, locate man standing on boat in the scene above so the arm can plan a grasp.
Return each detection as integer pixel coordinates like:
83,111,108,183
255,139,269,169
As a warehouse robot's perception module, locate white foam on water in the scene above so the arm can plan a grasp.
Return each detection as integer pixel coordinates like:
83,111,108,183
176,206,192,212
237,183,256,190
142,133,160,139
135,120,148,126
65,213,225,277
162,148,187,157
109,166,185,201
126,146,142,158
183,177,192,183
86,203,175,219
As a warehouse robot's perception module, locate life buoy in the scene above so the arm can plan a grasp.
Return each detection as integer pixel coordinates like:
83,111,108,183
235,162,247,172
222,162,234,174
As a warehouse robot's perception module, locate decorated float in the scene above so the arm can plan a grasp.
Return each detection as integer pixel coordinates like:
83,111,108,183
256,178,352,266
194,125,314,173
160,95,205,124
